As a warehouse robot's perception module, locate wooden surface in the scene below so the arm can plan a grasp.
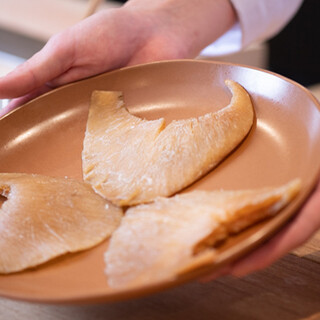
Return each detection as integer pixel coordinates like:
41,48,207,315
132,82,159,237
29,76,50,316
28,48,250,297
0,230,319,319
293,230,320,263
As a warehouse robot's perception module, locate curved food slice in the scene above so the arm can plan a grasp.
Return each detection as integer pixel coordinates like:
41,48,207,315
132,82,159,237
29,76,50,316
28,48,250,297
82,80,254,206
0,173,122,274
105,179,300,288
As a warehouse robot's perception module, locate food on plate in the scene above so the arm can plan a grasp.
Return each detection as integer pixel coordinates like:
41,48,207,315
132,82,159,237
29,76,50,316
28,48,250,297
82,80,254,206
0,173,123,274
105,179,300,288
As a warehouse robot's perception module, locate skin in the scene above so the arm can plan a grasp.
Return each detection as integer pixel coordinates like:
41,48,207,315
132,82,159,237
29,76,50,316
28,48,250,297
1,0,319,279
0,0,235,114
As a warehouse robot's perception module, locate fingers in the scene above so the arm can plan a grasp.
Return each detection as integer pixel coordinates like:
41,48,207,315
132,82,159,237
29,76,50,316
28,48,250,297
0,32,75,99
199,264,232,283
0,84,53,118
229,185,320,277
48,64,106,88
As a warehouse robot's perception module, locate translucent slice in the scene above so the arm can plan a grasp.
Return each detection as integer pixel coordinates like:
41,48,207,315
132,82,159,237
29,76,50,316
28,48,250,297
0,173,123,274
82,80,254,206
105,179,300,288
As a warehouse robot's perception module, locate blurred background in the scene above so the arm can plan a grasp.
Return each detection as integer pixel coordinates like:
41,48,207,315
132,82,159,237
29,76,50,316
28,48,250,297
0,0,319,104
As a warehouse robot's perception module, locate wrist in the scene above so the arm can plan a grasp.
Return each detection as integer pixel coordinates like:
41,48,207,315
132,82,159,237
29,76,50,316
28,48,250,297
123,0,237,58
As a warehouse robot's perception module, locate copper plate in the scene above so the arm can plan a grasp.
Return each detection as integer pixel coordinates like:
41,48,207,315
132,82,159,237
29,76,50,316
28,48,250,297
0,60,319,304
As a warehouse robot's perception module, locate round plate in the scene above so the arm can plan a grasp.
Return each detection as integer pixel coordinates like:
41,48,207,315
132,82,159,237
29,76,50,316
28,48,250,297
0,60,319,304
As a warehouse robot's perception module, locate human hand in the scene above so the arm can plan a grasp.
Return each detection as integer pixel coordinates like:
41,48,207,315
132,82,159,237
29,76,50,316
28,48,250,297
202,179,320,281
0,0,236,116
0,6,182,115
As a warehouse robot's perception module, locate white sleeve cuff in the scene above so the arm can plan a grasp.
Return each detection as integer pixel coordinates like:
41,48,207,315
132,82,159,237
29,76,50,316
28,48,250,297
201,0,303,57
231,0,303,48
200,22,242,57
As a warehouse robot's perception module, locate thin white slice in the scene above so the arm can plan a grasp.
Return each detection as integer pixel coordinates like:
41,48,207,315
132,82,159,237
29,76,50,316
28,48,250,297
105,179,300,288
82,80,254,206
0,173,123,274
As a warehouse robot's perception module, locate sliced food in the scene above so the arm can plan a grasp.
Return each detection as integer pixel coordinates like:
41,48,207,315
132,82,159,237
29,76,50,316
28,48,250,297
105,179,300,288
82,80,254,206
0,173,123,274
